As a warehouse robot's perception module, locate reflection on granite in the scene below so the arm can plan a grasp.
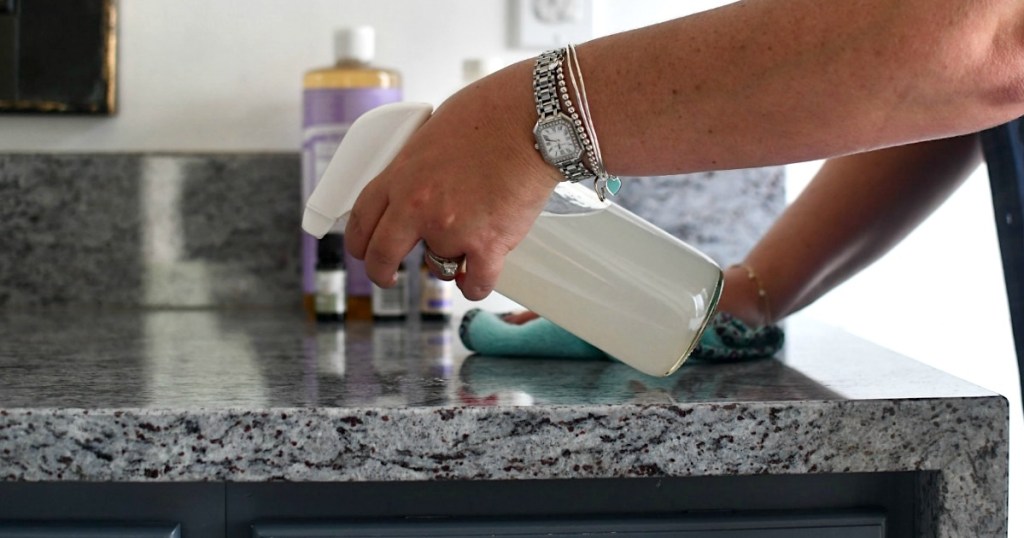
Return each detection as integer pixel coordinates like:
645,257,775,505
0,309,986,409
0,154,300,308
0,155,783,307
460,354,842,405
0,309,1007,535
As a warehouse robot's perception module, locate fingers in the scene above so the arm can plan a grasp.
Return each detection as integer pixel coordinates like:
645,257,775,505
456,248,506,301
344,179,389,261
502,310,540,325
361,205,422,287
423,247,465,282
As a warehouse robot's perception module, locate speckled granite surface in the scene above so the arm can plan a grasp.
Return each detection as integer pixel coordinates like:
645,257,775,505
0,310,1008,536
616,167,786,265
0,154,301,308
0,154,1006,534
0,154,782,307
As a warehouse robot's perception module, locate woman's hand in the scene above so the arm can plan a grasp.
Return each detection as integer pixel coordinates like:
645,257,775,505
344,60,560,301
501,310,541,325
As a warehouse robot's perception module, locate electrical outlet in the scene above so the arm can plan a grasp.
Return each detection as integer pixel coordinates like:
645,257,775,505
511,0,592,49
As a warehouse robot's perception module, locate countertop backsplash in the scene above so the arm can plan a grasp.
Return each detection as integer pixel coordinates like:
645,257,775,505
0,153,783,308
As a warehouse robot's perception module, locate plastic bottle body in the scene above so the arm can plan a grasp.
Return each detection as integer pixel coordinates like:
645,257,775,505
495,183,723,377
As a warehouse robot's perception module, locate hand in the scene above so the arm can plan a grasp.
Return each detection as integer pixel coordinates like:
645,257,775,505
715,264,772,328
344,60,560,301
501,310,540,325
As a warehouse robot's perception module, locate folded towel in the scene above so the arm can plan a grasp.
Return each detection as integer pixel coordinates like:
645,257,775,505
459,309,784,363
458,308,607,359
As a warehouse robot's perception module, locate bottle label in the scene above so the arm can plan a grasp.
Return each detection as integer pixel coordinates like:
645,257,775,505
301,87,402,297
303,123,351,188
372,271,408,317
315,269,346,314
420,268,454,314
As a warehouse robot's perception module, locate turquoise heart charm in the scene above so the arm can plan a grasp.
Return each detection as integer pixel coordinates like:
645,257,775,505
605,176,621,196
595,175,622,202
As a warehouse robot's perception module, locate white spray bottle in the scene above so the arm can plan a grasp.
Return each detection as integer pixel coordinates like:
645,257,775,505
303,102,723,377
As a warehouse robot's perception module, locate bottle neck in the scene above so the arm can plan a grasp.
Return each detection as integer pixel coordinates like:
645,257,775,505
335,58,372,69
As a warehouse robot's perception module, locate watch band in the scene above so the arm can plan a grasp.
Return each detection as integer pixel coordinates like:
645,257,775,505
533,49,594,183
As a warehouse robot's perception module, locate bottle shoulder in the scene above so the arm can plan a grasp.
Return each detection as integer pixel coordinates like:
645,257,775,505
303,64,402,89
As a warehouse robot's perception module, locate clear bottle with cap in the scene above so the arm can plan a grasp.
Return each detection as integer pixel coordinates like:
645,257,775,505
460,58,505,88
301,26,401,320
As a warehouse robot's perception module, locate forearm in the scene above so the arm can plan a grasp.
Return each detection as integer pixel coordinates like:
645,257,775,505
725,134,982,325
348,0,1019,298
576,0,1024,175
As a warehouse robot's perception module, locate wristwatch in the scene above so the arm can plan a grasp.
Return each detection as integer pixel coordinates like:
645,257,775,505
532,49,594,183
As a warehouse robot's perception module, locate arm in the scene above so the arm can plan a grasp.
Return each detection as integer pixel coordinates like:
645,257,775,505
586,0,1024,174
346,0,1024,300
717,134,983,326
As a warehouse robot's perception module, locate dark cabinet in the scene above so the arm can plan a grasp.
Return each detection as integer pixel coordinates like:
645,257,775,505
252,513,885,537
0,523,180,537
0,473,916,538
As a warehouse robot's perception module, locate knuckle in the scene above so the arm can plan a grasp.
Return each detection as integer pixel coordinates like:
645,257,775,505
422,208,458,235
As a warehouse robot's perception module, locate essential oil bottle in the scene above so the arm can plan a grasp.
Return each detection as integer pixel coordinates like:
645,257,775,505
301,26,401,320
419,257,454,322
314,233,346,322
372,262,409,321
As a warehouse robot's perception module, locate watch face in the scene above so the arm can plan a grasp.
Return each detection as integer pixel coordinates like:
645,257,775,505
535,116,582,164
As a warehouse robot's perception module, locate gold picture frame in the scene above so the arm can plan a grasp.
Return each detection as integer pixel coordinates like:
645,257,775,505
0,0,117,114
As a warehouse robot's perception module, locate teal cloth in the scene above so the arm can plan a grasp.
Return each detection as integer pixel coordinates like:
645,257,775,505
458,309,784,362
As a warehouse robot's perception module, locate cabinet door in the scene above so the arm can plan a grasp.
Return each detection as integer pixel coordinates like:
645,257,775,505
0,523,180,538
252,512,884,537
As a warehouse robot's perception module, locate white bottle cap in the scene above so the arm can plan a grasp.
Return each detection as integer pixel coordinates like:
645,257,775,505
462,57,505,84
334,26,375,63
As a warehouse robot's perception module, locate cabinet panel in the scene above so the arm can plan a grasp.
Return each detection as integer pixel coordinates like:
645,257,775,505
252,513,884,537
0,523,179,537
228,474,914,538
0,483,223,538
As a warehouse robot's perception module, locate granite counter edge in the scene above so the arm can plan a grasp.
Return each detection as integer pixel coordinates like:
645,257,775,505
0,397,1006,483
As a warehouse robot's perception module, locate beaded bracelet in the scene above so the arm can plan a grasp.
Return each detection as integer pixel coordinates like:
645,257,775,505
562,43,621,201
730,263,773,326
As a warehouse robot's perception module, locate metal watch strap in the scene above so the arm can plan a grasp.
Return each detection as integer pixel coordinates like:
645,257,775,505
533,49,593,183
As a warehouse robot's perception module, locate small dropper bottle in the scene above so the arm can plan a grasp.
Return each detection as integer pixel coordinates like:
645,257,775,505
419,256,454,322
372,262,409,321
314,233,346,322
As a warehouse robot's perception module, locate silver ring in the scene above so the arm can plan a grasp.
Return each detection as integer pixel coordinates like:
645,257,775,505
425,249,463,278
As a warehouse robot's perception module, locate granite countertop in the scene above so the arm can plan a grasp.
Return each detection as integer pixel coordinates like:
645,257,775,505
0,308,1008,533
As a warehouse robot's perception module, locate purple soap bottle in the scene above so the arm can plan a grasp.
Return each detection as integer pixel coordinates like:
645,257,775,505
301,26,401,320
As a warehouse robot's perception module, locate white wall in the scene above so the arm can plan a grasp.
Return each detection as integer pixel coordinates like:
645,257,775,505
0,0,720,152
788,161,1022,537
